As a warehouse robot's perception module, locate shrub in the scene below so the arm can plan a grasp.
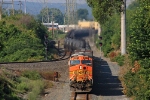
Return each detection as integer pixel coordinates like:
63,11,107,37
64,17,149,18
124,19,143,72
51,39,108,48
108,51,117,61
22,70,41,80
44,80,54,88
27,80,44,100
16,77,30,92
17,76,44,100
39,71,54,80
114,54,125,66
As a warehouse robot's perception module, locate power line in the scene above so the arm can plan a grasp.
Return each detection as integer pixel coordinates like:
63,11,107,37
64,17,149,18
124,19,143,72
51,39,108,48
65,0,77,30
42,0,49,23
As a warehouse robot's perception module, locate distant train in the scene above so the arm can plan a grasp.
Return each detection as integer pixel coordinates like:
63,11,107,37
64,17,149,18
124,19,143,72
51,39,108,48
64,29,91,51
64,38,86,51
68,50,93,92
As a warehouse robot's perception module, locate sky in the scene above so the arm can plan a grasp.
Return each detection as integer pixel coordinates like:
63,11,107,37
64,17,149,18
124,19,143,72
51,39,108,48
4,0,86,4
2,0,134,16
4,0,134,5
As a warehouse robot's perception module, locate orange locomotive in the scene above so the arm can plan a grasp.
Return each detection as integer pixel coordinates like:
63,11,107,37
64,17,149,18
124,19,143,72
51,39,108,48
69,50,93,92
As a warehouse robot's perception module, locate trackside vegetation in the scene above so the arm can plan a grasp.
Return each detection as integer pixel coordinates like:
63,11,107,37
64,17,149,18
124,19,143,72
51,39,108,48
87,0,150,99
0,14,64,100
0,15,47,62
0,69,44,100
0,69,56,100
122,1,150,99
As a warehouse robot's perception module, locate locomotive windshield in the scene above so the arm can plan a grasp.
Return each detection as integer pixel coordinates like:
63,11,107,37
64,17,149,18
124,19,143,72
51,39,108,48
81,60,92,65
70,60,80,65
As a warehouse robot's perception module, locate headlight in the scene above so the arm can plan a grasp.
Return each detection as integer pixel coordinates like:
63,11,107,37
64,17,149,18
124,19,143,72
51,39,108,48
79,66,82,69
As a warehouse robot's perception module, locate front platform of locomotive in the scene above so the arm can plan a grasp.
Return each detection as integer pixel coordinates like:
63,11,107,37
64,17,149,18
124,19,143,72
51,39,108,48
69,51,93,92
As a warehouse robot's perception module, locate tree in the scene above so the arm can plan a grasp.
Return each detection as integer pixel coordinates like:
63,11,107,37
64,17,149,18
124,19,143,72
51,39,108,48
0,15,48,62
123,1,150,99
77,9,89,20
87,0,122,24
127,0,139,10
37,8,64,24
128,4,150,61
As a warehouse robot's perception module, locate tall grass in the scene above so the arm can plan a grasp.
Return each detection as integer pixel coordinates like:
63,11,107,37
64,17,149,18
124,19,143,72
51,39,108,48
16,71,44,100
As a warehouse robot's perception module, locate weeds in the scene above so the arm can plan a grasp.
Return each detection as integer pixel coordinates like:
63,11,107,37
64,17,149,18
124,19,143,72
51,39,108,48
22,70,41,80
108,52,125,66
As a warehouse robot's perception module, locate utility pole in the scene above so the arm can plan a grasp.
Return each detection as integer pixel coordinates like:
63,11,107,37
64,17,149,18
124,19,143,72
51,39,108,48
65,0,77,31
42,0,49,23
121,0,126,55
0,0,14,20
0,0,2,20
52,13,54,38
24,0,26,14
12,0,14,15
18,1,22,13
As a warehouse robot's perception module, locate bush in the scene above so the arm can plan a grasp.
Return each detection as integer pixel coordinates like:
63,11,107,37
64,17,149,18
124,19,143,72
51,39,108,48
27,80,44,100
39,71,54,80
22,70,41,80
123,68,150,100
17,76,44,100
108,51,117,61
114,54,125,66
16,77,30,92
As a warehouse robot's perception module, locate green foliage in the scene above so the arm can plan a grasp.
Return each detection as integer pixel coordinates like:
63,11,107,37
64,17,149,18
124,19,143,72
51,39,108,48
0,15,51,62
77,9,89,20
124,68,150,100
0,73,20,100
27,80,44,100
0,69,45,100
87,0,122,24
97,13,120,56
17,77,44,100
127,0,139,10
123,1,150,99
16,77,30,92
128,6,150,61
114,54,125,66
22,70,41,80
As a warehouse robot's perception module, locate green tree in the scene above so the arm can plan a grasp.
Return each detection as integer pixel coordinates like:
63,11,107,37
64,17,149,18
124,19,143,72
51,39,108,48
127,0,139,10
0,15,49,62
77,9,89,20
37,8,64,24
123,1,150,99
87,0,122,24
128,5,150,61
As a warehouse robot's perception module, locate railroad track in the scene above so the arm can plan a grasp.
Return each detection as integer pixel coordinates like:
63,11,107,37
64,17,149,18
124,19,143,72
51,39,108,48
0,50,73,72
70,92,91,100
0,49,71,64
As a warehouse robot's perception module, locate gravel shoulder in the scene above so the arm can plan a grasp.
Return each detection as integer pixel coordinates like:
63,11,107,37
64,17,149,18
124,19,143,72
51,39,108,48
39,59,71,100
90,40,130,100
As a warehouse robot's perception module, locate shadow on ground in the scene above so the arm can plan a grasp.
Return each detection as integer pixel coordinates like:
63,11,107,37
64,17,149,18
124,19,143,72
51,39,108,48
91,58,123,96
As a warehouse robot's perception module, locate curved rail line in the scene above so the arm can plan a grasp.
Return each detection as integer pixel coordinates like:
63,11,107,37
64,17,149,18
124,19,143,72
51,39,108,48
0,49,72,64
